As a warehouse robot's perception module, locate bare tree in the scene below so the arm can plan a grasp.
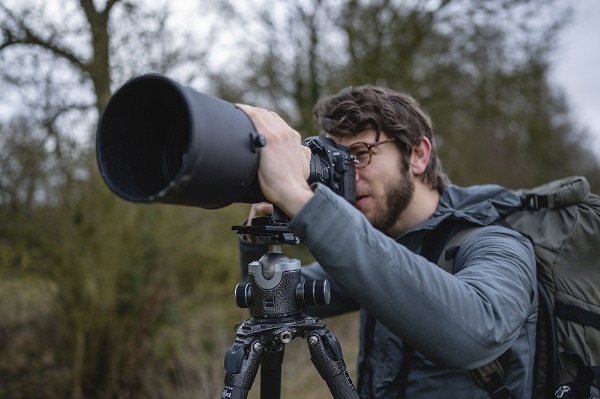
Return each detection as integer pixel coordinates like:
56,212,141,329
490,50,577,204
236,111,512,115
1,0,208,113
0,1,216,398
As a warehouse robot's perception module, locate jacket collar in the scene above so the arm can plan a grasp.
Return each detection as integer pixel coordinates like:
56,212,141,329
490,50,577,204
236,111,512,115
400,183,520,238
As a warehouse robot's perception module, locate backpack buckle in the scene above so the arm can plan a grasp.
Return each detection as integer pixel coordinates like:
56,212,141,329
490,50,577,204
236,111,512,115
522,194,549,211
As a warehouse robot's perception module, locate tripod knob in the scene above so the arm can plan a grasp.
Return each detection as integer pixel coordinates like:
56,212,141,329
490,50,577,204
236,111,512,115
235,282,252,308
298,279,331,306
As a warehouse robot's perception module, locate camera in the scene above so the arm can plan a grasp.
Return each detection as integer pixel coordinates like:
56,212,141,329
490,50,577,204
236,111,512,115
96,74,356,209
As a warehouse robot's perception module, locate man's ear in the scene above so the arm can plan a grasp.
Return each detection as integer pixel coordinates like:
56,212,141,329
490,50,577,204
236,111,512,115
410,137,432,175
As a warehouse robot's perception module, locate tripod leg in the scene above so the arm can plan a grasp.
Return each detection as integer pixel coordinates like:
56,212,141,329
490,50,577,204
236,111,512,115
306,329,360,399
222,339,262,399
260,344,284,399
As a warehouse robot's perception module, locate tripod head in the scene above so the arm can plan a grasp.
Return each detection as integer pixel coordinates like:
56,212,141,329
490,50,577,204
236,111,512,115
232,210,330,319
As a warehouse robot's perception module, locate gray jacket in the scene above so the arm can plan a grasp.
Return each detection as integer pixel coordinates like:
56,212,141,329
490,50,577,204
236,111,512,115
239,183,537,399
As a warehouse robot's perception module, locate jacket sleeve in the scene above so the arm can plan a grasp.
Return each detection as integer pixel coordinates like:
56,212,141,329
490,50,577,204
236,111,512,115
287,185,537,370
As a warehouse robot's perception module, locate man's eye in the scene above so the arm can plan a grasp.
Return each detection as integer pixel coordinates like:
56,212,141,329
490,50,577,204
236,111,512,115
352,151,370,165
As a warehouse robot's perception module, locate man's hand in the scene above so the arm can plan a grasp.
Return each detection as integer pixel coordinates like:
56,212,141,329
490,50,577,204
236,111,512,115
237,104,314,217
247,202,274,222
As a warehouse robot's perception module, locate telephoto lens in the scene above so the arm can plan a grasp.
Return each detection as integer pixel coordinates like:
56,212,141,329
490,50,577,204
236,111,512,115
96,74,265,209
97,74,356,209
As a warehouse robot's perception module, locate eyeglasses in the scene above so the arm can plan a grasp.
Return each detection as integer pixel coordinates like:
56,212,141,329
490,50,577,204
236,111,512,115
349,138,396,169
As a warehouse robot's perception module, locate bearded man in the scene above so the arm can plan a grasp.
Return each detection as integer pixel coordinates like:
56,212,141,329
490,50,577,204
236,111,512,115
238,86,537,399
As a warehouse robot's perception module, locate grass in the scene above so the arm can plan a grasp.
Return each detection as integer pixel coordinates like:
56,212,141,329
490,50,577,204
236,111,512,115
0,276,359,399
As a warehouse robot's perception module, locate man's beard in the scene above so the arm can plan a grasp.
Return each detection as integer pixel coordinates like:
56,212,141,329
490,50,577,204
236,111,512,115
370,168,415,234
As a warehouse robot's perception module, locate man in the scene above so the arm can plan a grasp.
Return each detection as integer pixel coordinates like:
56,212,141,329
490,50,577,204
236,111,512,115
237,86,537,398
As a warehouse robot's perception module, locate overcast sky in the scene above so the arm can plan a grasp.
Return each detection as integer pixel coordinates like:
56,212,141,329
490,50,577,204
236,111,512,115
550,0,600,157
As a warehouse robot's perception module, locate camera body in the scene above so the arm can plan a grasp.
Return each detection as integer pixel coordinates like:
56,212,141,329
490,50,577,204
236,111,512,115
96,74,355,209
304,136,356,205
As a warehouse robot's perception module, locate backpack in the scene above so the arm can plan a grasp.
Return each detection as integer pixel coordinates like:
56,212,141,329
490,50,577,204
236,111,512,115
424,176,600,399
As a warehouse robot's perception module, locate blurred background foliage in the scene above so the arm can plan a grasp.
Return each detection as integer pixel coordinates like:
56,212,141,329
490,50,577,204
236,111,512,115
0,0,598,398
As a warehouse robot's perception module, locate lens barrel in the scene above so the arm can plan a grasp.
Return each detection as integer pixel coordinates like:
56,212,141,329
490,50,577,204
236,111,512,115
96,74,265,209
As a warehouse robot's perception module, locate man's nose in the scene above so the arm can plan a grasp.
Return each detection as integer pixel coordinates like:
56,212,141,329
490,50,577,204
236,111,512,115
354,168,363,182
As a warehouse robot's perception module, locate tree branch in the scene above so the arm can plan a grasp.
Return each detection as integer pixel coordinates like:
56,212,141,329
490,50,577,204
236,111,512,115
0,4,87,71
104,0,121,15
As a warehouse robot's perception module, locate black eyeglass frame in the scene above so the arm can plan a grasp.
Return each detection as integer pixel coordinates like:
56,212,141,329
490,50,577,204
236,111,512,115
349,138,396,169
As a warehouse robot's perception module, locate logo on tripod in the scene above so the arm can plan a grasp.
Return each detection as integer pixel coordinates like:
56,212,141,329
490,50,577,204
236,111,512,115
264,297,275,308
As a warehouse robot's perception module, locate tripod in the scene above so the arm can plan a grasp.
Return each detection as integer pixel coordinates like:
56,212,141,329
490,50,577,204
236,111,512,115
222,214,360,399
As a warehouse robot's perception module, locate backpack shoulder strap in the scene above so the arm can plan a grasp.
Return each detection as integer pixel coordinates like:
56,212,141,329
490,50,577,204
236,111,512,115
434,225,484,273
420,219,481,271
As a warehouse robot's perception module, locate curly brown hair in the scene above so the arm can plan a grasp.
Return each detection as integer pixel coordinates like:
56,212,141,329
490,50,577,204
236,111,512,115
313,85,448,192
